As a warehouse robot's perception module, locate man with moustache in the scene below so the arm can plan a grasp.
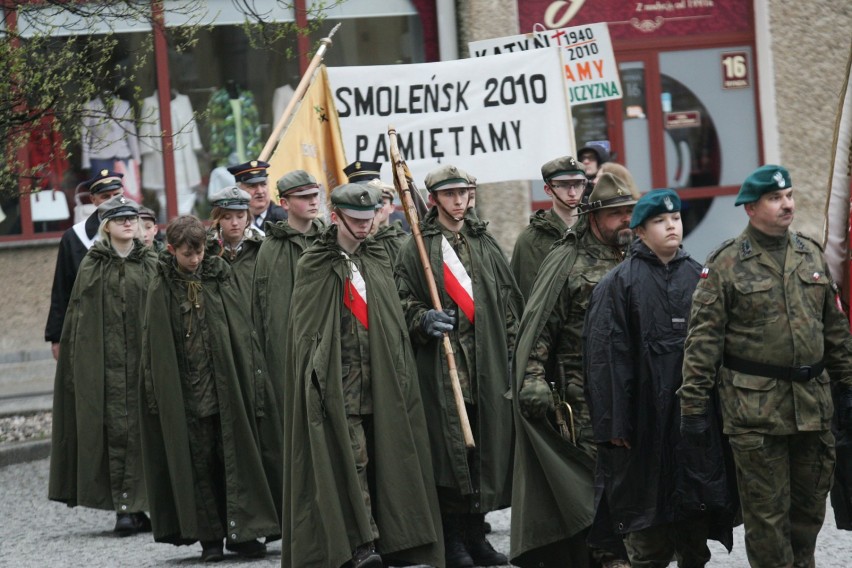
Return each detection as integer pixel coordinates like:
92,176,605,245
510,173,636,568
678,164,852,568
511,155,585,299
228,160,286,235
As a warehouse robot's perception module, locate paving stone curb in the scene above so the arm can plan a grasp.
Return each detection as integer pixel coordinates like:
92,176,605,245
0,438,50,469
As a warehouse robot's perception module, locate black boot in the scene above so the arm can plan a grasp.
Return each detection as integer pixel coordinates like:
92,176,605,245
200,540,224,562
114,513,136,536
131,512,152,533
443,514,474,568
351,542,383,568
464,513,508,566
226,538,267,558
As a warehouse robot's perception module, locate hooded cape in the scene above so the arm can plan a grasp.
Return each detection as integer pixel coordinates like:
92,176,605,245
394,208,522,510
510,208,567,299
282,226,443,568
373,221,409,269
584,239,737,548
49,239,157,511
509,221,599,566
139,253,279,545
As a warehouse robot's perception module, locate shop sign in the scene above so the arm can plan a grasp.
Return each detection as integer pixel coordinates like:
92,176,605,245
721,51,750,89
664,111,701,129
469,23,621,106
327,48,571,184
518,0,753,41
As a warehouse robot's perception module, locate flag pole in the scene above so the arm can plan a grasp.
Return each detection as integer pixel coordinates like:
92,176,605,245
258,23,342,161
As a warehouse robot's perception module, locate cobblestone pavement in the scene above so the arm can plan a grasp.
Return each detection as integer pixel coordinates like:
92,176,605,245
2,457,852,566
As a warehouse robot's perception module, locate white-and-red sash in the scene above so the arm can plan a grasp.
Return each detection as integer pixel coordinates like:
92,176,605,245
342,254,369,329
441,235,475,323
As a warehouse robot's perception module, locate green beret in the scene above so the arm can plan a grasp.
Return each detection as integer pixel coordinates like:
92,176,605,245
424,165,472,192
210,185,251,210
735,164,792,206
331,183,379,219
630,189,681,228
97,194,139,222
582,173,639,213
277,170,320,197
541,155,584,182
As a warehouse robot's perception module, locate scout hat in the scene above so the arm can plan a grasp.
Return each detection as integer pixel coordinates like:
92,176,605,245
85,169,124,195
735,164,792,206
138,206,157,222
343,160,382,183
277,170,321,197
424,165,473,193
541,155,585,183
97,194,139,222
582,172,639,213
227,160,270,184
210,185,251,210
630,188,681,228
366,178,395,202
331,183,378,219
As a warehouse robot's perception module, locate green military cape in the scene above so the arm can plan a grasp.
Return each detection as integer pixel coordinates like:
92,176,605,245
205,229,263,311
395,208,523,510
373,221,409,269
510,209,567,299
139,253,279,545
49,239,157,511
251,218,324,523
282,227,443,568
509,221,598,566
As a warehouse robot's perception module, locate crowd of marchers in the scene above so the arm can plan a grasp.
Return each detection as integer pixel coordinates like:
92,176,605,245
44,147,852,568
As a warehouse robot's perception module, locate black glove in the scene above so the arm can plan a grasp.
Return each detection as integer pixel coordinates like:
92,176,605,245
838,388,852,432
421,309,456,338
518,378,553,419
680,413,710,447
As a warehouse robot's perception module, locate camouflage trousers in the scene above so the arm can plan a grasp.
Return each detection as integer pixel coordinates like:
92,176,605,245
623,515,711,568
729,430,835,568
347,414,379,541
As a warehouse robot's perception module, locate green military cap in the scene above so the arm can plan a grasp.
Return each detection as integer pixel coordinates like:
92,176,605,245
541,155,585,183
735,164,792,206
582,172,639,213
138,206,157,222
210,185,251,210
424,165,473,192
366,178,395,202
277,170,321,197
630,188,681,228
331,183,378,219
97,194,139,222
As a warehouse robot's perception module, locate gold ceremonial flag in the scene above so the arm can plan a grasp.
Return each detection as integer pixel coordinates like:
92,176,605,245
267,65,347,200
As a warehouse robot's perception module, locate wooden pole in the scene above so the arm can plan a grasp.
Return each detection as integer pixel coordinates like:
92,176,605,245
388,126,475,449
258,23,341,161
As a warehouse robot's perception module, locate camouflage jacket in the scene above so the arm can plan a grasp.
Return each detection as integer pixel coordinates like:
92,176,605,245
523,223,626,440
510,209,568,300
679,225,852,435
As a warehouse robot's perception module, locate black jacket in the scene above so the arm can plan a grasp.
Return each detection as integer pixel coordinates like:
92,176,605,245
45,212,100,343
583,239,737,542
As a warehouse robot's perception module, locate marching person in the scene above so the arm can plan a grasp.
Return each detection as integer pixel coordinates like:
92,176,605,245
678,164,852,568
585,189,738,567
281,183,443,568
395,165,523,568
138,206,164,251
511,155,585,299
511,172,638,568
45,169,124,360
366,178,408,267
49,195,157,536
251,169,324,524
227,159,286,235
206,185,263,310
139,215,278,562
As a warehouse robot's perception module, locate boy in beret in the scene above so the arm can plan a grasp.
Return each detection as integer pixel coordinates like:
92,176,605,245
584,189,738,567
511,173,638,567
45,169,124,360
678,165,852,567
251,169,325,523
511,155,585,299
394,164,523,567
227,160,286,235
281,184,443,568
139,215,278,561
